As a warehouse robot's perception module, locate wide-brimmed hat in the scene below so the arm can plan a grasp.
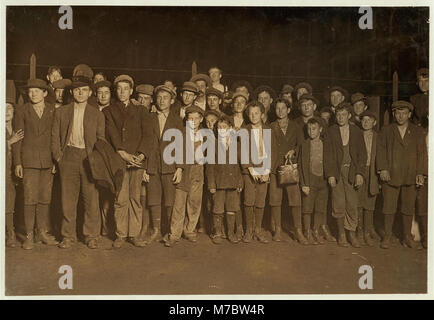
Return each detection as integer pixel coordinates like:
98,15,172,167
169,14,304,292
71,76,93,89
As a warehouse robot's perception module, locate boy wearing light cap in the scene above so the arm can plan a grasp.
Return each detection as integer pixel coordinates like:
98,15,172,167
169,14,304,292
206,87,223,112
179,81,199,119
136,84,154,112
377,100,426,249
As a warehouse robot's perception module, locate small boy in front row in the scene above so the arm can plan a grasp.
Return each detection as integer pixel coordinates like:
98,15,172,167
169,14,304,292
325,103,367,248
299,117,330,245
207,114,243,244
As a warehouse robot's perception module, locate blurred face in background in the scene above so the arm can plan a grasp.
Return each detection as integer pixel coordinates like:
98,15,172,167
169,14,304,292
353,101,367,116
336,108,351,126
181,90,197,106
205,114,219,130
6,103,14,122
418,76,429,93
330,90,345,107
393,108,411,126
275,101,289,120
47,70,62,85
233,96,247,114
209,68,222,83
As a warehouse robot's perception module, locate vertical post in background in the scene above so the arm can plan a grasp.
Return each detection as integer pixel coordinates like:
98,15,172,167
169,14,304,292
29,53,36,80
192,61,197,78
392,70,398,102
384,70,398,126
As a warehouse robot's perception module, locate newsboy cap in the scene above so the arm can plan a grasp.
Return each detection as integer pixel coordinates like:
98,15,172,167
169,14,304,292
351,92,367,105
94,80,112,90
185,105,205,117
298,93,319,106
52,79,72,89
280,84,294,95
417,68,429,79
154,84,176,98
190,74,211,87
360,110,377,121
136,84,154,96
204,109,221,119
294,82,313,95
232,91,249,102
73,64,94,79
391,100,414,112
23,78,48,90
205,87,224,99
327,86,349,99
254,85,277,100
71,76,93,89
114,74,134,88
181,81,199,94
6,80,16,105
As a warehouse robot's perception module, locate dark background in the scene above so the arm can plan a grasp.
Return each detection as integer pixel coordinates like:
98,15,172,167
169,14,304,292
6,6,429,103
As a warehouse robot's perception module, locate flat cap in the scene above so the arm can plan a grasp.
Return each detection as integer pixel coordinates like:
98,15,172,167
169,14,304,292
94,80,112,90
23,78,48,90
205,87,224,99
360,110,377,121
114,74,134,88
154,84,176,98
190,73,211,87
185,105,205,117
417,68,429,79
351,92,367,104
73,64,94,79
327,86,349,99
294,82,313,95
298,93,319,106
232,91,249,102
204,109,221,119
181,81,199,94
136,84,154,96
391,100,414,112
71,76,93,89
53,79,72,89
6,80,16,105
254,85,277,100
280,84,294,94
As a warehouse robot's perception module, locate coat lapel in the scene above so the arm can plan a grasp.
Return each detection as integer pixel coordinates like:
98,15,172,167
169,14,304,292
392,124,405,146
65,104,75,146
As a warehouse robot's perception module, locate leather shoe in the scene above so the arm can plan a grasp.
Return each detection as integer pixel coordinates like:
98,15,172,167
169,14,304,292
36,230,59,245
22,232,34,250
112,237,126,249
87,239,98,249
58,238,73,249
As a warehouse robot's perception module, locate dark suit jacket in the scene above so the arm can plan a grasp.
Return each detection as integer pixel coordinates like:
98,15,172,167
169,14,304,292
12,102,55,169
103,101,150,167
325,124,367,184
51,102,105,162
376,122,425,187
298,137,332,187
146,108,185,175
361,131,380,196
410,93,428,128
270,119,302,171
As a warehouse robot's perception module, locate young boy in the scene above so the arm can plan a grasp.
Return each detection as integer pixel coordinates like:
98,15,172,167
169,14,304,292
5,80,24,247
377,100,426,249
351,93,368,127
319,107,333,127
242,100,276,243
357,110,381,246
299,117,330,245
269,99,307,244
207,114,243,244
165,105,205,246
325,102,367,248
13,79,58,250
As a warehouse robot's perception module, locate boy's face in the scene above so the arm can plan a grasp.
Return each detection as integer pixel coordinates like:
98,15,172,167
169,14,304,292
320,112,331,124
137,93,152,108
156,90,174,112
195,80,207,94
296,87,308,100
361,116,376,130
393,108,411,125
307,122,322,140
353,101,367,116
55,88,64,103
258,91,273,110
6,103,14,122
97,87,111,106
233,96,247,113
72,86,92,103
336,109,351,126
217,120,231,131
300,99,316,117
275,102,289,120
247,106,263,125
93,74,105,84
205,114,218,129
330,90,344,107
282,93,292,105
47,70,62,85
235,86,249,99
209,68,221,82
186,112,203,131
28,88,48,104
207,94,221,110
116,82,133,103
418,76,429,93
181,91,196,106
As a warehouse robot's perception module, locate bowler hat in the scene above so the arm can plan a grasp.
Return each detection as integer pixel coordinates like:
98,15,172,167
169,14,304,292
391,100,414,112
73,64,94,79
185,105,205,117
181,81,199,94
23,78,48,90
6,80,16,105
136,84,154,96
205,87,223,99
53,79,72,89
254,85,277,100
154,84,176,98
114,74,134,88
71,76,93,89
190,74,211,87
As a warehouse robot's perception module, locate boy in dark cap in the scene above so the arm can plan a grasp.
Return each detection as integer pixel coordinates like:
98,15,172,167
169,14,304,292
136,84,155,112
319,107,333,127
351,92,368,127
191,74,211,110
52,79,72,108
231,80,253,102
45,66,63,105
206,87,223,112
179,81,199,119
357,110,381,246
254,85,277,124
13,79,58,250
95,80,112,112
377,100,426,249
325,102,366,248
326,86,348,125
6,80,24,247
410,68,429,128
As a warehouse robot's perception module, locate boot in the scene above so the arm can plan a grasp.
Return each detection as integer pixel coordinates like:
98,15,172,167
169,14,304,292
149,226,161,243
6,213,17,248
320,224,336,242
35,230,59,245
226,214,238,244
381,214,394,249
235,210,243,242
273,227,282,242
295,228,309,245
336,218,349,247
303,214,316,245
254,207,268,244
305,229,318,245
312,229,325,244
211,214,223,244
243,207,254,243
402,214,422,250
348,230,361,248
357,209,366,246
22,232,34,250
150,206,162,242
364,210,380,241
313,212,325,244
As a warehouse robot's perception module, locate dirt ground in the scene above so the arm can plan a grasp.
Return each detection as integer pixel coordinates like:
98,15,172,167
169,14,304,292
5,230,427,296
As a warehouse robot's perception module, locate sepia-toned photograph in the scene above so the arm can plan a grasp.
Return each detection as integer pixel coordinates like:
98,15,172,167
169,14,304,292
2,2,431,298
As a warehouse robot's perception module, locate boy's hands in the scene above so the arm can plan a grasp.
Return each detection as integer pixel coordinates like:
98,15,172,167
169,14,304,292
248,167,260,182
142,170,150,183
328,177,337,187
379,170,391,182
9,129,24,144
15,165,23,178
416,174,425,186
302,186,310,195
285,150,295,160
51,165,56,174
172,168,183,184
237,187,242,193
354,174,364,188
